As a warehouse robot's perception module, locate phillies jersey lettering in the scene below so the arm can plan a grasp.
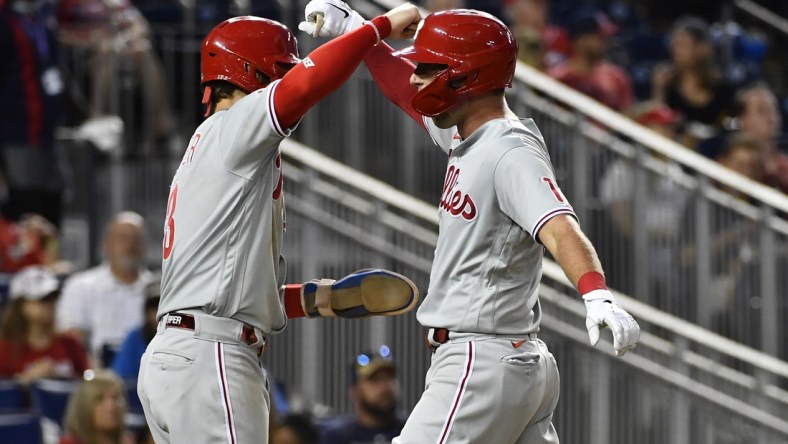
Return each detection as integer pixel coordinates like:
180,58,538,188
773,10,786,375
440,165,477,220
419,117,576,334
158,80,293,334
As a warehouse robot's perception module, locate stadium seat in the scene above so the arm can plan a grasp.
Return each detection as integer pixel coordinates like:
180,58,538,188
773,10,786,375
0,379,25,413
124,379,147,431
124,379,142,414
0,273,12,310
30,379,77,426
0,413,42,444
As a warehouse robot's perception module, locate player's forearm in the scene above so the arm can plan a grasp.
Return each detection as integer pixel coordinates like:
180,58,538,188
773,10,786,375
364,42,424,127
539,215,606,292
274,16,392,129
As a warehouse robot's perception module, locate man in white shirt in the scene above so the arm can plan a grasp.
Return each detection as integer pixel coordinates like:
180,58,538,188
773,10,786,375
57,211,153,365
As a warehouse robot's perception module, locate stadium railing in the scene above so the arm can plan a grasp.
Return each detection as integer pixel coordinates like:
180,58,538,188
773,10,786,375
272,138,788,444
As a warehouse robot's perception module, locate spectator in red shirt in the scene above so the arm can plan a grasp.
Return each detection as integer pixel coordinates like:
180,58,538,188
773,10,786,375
504,0,570,69
0,266,88,384
547,10,634,112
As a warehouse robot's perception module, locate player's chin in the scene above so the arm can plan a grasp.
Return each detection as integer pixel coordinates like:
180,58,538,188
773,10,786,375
433,112,455,129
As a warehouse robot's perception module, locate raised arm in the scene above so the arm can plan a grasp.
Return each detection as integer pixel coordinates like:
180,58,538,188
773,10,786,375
364,42,424,127
275,3,421,129
298,0,425,128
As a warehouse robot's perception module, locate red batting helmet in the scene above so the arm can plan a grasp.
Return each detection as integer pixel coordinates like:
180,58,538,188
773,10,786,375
394,10,518,117
201,16,300,94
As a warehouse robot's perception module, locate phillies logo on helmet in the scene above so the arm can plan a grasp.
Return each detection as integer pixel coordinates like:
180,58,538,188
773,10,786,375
440,165,477,221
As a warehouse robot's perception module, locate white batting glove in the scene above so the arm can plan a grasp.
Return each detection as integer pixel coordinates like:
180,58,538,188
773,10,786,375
583,289,640,357
298,0,366,38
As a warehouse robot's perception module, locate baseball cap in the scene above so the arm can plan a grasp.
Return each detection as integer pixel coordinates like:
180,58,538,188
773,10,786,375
352,345,396,384
637,104,681,127
10,266,60,301
567,10,618,39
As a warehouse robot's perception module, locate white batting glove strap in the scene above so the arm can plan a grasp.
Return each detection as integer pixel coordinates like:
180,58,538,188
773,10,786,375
298,0,366,38
582,289,640,357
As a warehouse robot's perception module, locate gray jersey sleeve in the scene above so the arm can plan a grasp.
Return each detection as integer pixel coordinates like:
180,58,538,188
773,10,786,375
220,80,295,178
423,117,460,154
494,145,576,241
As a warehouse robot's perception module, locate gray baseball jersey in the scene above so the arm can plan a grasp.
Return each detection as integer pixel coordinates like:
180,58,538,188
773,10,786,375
418,117,575,334
158,80,291,334
394,117,568,444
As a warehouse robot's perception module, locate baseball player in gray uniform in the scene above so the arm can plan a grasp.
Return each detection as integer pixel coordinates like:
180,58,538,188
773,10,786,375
301,4,641,443
137,5,423,443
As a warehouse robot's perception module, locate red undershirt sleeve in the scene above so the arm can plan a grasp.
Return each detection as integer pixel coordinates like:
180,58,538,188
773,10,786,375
273,16,392,130
363,42,424,128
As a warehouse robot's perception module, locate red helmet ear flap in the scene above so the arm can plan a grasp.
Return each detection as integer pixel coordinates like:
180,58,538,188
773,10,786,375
411,69,456,117
395,9,518,116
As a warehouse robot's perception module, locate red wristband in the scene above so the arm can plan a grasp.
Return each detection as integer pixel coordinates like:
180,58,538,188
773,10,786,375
283,284,305,319
368,16,392,42
578,271,607,295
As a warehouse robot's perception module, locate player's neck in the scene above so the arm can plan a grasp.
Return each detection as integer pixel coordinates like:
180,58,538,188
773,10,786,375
214,90,249,112
457,96,517,139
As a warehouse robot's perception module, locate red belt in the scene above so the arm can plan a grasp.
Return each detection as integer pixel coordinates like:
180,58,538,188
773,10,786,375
165,312,262,349
425,328,537,351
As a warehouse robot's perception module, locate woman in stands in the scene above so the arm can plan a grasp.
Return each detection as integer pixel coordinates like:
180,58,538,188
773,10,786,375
652,16,733,146
60,370,132,444
0,267,88,384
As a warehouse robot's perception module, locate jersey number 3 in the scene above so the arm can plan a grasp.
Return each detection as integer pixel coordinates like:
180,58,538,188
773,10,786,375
163,184,178,260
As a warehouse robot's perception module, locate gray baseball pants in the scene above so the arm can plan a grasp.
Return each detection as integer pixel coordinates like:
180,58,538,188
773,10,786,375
138,311,269,444
395,333,560,444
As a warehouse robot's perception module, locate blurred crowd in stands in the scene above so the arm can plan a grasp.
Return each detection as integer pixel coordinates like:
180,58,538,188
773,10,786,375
431,0,788,194
1,0,787,442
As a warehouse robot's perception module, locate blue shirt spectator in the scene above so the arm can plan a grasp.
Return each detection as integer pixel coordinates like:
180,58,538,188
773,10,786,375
320,416,405,444
110,278,160,380
110,326,148,380
320,346,405,444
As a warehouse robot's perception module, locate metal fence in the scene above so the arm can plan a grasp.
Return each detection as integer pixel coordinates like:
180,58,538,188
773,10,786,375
266,139,788,443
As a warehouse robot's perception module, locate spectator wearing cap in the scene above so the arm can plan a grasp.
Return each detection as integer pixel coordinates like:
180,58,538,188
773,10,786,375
634,102,683,139
57,212,153,367
547,9,634,111
651,16,733,146
110,277,159,380
0,266,89,384
320,346,405,444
